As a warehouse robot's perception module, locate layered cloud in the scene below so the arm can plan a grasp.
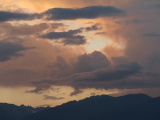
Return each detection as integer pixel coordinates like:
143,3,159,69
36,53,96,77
0,11,39,22
41,29,86,45
0,0,160,101
75,51,110,72
27,51,144,95
44,95,64,100
44,6,126,20
0,38,32,62
0,5,125,22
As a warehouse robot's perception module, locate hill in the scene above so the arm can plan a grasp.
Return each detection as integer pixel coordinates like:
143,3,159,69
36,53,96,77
22,94,156,120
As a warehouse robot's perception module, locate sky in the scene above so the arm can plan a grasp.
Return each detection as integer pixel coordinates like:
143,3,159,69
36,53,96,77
0,0,160,107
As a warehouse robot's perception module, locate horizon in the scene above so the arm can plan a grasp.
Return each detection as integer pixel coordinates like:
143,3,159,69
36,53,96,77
0,93,156,108
0,0,160,107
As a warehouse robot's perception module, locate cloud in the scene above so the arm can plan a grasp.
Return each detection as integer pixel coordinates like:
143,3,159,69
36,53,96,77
111,56,129,65
41,29,82,39
44,95,64,100
115,19,144,25
0,23,66,40
70,89,83,96
143,33,160,37
28,51,142,95
95,32,106,35
70,62,141,83
44,51,110,80
40,24,103,45
0,5,125,22
75,51,110,72
62,36,86,45
84,23,102,31
44,5,126,20
0,23,49,37
30,61,142,95
153,4,160,9
0,38,32,62
0,11,38,22
41,29,86,45
1,0,160,98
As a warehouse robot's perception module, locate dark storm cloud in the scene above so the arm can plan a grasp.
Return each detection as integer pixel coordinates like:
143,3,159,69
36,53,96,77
108,73,160,90
44,95,64,100
71,62,141,83
41,29,86,45
44,6,126,20
0,38,32,62
30,61,142,95
0,11,39,22
28,52,143,95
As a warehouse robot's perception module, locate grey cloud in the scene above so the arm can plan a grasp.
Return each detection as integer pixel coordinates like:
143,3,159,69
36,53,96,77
29,52,142,95
47,56,73,78
0,23,65,39
44,6,126,20
41,24,103,45
0,38,32,62
47,51,110,80
62,35,86,45
70,89,83,96
0,11,39,22
26,87,46,94
31,62,142,95
144,33,160,37
144,3,160,9
126,19,144,24
84,23,102,31
75,51,110,72
27,51,111,93
109,73,160,90
0,23,49,36
71,62,141,83
44,95,64,100
41,29,82,39
111,56,129,65
153,4,160,8
115,19,144,25
141,52,160,70
0,6,125,22
41,29,86,45
50,23,66,30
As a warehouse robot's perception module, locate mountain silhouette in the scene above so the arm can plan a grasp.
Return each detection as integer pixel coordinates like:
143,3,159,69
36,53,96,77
22,94,160,120
1,94,160,120
0,103,46,120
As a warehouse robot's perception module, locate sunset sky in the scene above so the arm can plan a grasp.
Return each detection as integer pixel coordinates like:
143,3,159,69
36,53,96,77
0,0,160,107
